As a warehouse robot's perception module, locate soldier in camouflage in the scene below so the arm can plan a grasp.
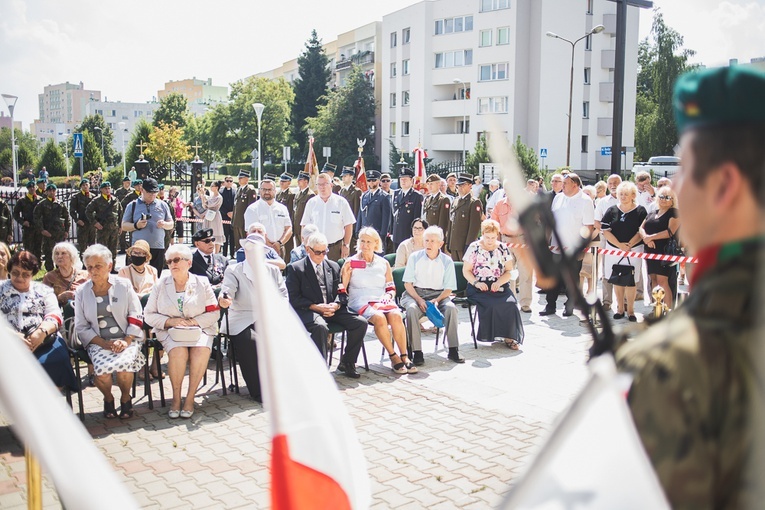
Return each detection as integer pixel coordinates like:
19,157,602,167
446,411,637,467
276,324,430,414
114,177,133,253
616,66,765,508
34,183,70,271
70,178,95,255
86,181,123,268
13,181,42,259
0,196,12,245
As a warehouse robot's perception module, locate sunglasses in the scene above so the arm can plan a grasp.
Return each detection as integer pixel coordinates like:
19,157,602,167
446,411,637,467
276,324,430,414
658,195,673,200
381,179,391,183
308,247,329,256
166,257,188,265
199,238,214,244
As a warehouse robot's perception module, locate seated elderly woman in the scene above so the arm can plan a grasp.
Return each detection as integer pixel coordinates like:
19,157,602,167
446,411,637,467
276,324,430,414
289,223,319,263
144,244,219,419
342,227,415,374
42,242,89,306
235,222,286,270
394,218,428,268
118,239,158,298
0,251,76,390
74,244,145,419
462,219,525,350
0,242,11,280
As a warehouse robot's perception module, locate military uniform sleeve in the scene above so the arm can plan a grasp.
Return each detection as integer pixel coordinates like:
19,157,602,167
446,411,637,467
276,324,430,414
62,203,71,231
33,201,44,230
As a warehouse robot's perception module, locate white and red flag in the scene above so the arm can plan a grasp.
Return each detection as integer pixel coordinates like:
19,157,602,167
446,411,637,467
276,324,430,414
412,145,428,192
353,155,367,192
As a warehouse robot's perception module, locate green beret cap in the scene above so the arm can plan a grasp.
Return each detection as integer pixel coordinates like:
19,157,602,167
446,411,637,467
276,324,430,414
26,180,35,188
674,65,765,134
80,179,89,186
46,183,57,191
36,178,46,184
158,183,165,190
132,180,143,186
100,181,111,189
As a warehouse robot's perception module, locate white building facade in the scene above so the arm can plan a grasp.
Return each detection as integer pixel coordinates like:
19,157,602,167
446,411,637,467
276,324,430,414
382,0,639,173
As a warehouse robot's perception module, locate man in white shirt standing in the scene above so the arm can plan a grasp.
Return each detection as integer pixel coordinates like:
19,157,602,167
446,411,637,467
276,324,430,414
243,178,292,259
540,173,594,317
300,173,356,261
484,179,505,217
635,171,656,209
594,174,622,310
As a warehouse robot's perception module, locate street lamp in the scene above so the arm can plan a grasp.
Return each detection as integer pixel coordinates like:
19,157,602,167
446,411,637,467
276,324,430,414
546,24,605,167
2,94,18,189
94,126,105,166
452,79,467,168
252,103,264,185
118,122,126,176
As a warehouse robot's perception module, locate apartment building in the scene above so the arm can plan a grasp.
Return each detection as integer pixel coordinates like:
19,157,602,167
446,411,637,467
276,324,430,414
158,78,228,106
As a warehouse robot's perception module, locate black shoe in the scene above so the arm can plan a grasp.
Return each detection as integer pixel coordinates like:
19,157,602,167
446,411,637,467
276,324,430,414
412,351,425,366
538,307,556,316
447,348,465,364
562,308,574,317
337,361,361,379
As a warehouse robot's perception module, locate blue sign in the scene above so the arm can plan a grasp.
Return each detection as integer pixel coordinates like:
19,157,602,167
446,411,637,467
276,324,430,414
540,148,548,158
601,146,611,156
73,133,83,157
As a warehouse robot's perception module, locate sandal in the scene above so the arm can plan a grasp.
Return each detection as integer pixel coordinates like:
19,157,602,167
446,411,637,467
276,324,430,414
504,339,520,350
103,399,117,419
388,353,407,375
119,398,135,419
402,356,418,374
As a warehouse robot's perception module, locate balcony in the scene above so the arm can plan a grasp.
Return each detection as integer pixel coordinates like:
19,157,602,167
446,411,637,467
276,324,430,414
597,117,613,136
603,13,616,35
336,50,375,71
431,99,470,118
601,49,615,69
599,82,614,102
430,133,469,151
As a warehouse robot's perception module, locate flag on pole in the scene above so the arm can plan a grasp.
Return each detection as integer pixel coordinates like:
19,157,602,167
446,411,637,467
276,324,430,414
412,145,428,192
353,155,367,192
245,243,371,510
304,136,319,192
500,355,669,510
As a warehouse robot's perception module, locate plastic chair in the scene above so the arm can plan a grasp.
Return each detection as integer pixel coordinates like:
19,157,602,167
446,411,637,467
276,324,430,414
384,253,397,267
453,261,478,349
326,321,369,371
138,294,166,409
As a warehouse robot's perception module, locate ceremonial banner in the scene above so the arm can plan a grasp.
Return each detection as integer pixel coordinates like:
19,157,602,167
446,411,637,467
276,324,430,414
412,145,427,192
354,156,367,192
304,137,319,192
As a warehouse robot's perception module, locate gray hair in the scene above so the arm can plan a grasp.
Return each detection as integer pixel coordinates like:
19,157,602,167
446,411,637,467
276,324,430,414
423,225,444,241
301,223,319,242
247,222,267,235
307,232,329,249
53,241,83,270
82,244,113,267
635,171,651,183
165,244,192,261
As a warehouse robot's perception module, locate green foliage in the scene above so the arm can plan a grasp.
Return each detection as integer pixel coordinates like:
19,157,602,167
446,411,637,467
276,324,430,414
38,139,67,176
292,30,331,157
105,167,124,187
0,127,37,178
48,175,82,188
635,9,697,161
145,121,192,167
388,140,413,173
126,119,154,169
70,130,105,176
512,136,540,180
306,65,376,166
183,114,215,167
78,115,118,166
465,134,490,174
153,93,189,129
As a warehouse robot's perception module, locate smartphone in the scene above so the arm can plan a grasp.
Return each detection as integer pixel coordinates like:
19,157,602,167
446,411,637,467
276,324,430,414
350,259,367,269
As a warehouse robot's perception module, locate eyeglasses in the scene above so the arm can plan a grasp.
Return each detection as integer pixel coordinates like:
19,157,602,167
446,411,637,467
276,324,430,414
308,247,329,256
10,270,33,279
200,238,214,244
658,195,673,200
412,226,424,231
225,179,233,183
381,179,391,183
166,257,188,265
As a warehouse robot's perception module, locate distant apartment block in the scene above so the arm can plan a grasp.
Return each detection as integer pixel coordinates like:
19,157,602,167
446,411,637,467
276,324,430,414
158,77,228,106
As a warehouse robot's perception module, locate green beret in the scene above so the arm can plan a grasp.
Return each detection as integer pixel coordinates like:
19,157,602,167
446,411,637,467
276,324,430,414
26,180,35,188
36,178,46,184
79,179,89,186
122,176,131,182
46,183,57,191
158,183,165,190
132,180,143,186
674,65,765,134
100,181,111,189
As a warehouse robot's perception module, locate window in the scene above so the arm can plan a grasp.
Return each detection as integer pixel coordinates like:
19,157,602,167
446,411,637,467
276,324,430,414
585,34,592,50
402,121,410,136
390,122,397,136
481,0,510,11
581,135,589,153
391,63,397,77
403,59,410,75
497,27,510,45
583,101,590,118
458,120,470,134
134,110,143,118
479,29,492,47
403,27,411,44
390,93,397,107
478,97,509,114
109,109,116,117
435,15,473,35
435,50,473,68
584,67,591,84
479,63,509,81
95,109,103,115
391,31,397,47
403,91,410,106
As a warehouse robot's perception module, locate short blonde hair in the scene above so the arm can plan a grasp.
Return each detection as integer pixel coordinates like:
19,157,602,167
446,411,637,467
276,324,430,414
594,181,607,194
617,181,638,203
356,227,382,253
480,219,500,236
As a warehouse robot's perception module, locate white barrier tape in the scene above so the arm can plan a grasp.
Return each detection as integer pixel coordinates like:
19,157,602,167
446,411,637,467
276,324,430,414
176,217,232,225
502,242,697,264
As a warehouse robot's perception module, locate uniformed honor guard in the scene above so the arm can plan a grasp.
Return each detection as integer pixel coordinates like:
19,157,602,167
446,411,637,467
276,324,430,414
70,178,95,255
339,166,361,250
293,171,316,246
35,178,46,196
13,181,42,258
232,169,258,245
423,174,452,247
357,170,392,250
34,183,70,271
615,65,765,508
86,181,123,267
276,172,296,264
446,173,483,261
321,163,341,194
392,167,424,247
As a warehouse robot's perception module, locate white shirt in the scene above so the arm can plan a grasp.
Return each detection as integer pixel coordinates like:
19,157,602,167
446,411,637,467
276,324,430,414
403,250,456,291
551,190,594,254
243,199,291,243
637,190,655,210
594,194,618,222
300,193,356,244
485,188,505,215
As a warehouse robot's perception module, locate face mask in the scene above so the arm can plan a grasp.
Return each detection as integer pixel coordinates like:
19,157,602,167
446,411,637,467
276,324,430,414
131,255,147,266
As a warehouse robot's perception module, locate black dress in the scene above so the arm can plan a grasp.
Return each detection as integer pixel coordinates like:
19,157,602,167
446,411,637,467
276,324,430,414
643,208,679,277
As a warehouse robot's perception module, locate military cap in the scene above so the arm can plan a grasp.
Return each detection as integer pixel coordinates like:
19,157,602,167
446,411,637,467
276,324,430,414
341,166,356,177
263,173,278,182
674,65,765,134
158,183,165,190
122,176,131,182
192,228,214,242
132,179,143,187
238,169,251,178
36,178,46,184
279,173,294,182
79,179,89,187
100,181,111,189
456,173,474,185
45,183,57,191
399,166,415,178
297,172,310,181
321,163,337,174
366,169,381,180
25,180,36,188
380,173,391,181
142,178,159,193
425,174,441,183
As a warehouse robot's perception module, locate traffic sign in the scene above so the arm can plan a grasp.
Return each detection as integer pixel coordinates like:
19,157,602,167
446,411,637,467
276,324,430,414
540,148,548,158
73,133,83,157
601,146,611,156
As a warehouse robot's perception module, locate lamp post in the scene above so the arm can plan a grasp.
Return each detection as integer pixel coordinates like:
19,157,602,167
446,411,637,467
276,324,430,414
546,24,605,167
118,122,126,176
93,126,105,166
2,94,18,189
452,79,467,168
252,103,264,185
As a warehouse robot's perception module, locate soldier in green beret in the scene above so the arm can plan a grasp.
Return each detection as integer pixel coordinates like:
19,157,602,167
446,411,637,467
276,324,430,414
70,178,95,255
616,66,765,507
0,194,11,245
34,183,70,271
85,181,123,268
13,181,42,258
35,177,46,196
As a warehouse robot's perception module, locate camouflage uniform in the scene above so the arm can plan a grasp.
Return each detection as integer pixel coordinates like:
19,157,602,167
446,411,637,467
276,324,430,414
114,184,133,251
0,198,12,244
13,192,42,258
34,197,70,271
86,193,123,265
70,190,95,255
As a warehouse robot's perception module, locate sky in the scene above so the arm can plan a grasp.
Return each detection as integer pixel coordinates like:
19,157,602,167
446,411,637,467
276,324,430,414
1,0,763,128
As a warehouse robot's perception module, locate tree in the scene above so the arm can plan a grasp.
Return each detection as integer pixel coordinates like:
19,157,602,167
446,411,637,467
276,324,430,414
153,93,189,129
38,139,67,176
291,30,331,156
635,9,697,161
513,136,540,180
0,128,37,178
465,134,490,174
183,113,216,167
78,114,118,166
126,119,154,170
144,121,191,180
306,65,376,167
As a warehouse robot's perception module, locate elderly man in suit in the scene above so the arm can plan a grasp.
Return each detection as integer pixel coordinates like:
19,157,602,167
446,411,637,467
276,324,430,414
190,228,228,287
356,170,392,249
285,232,367,378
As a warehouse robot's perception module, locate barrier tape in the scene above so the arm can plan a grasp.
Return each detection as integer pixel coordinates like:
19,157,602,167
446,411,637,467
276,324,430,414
176,217,232,225
502,242,697,264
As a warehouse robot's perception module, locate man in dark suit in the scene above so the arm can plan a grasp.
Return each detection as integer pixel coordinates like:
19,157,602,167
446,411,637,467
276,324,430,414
190,228,228,286
392,167,424,246
220,176,236,257
356,170,392,248
285,232,367,378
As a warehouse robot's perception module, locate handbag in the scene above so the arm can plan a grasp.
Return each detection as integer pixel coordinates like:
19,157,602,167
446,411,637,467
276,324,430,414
608,256,636,287
662,227,684,267
425,301,445,329
204,209,217,222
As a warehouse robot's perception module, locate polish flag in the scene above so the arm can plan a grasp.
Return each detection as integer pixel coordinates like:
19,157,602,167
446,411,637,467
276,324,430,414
353,155,368,192
412,145,428,192
246,243,371,510
304,136,319,192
